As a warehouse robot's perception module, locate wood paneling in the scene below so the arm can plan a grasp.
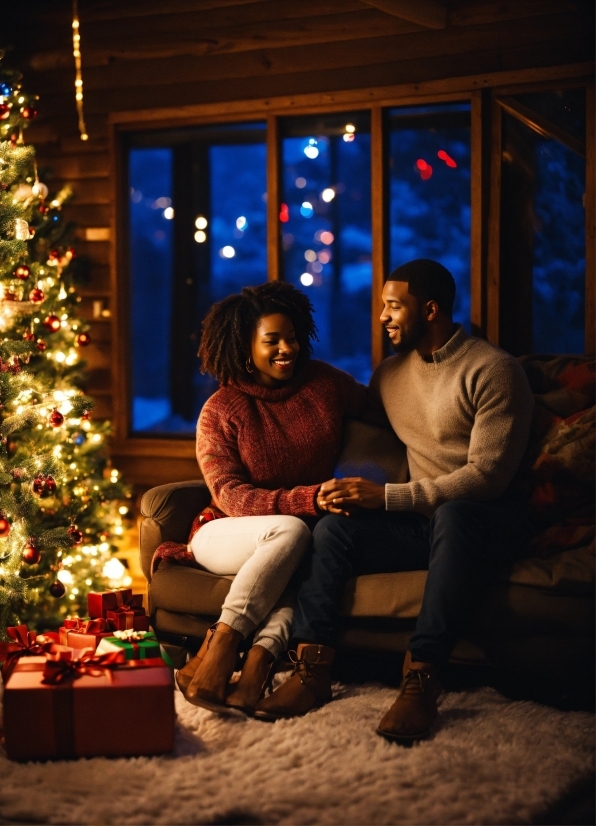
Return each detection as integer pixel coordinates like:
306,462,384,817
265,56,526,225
3,0,593,484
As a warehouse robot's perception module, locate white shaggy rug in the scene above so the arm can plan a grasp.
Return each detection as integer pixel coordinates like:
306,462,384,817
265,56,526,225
0,682,594,825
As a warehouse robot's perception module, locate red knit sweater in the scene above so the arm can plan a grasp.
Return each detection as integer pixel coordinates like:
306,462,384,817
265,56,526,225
196,360,378,518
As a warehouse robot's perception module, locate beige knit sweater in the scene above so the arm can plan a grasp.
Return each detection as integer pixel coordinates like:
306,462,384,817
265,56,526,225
370,325,534,518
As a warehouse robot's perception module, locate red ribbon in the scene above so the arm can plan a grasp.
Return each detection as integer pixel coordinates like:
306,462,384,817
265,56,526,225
0,625,55,682
42,649,128,685
63,617,109,633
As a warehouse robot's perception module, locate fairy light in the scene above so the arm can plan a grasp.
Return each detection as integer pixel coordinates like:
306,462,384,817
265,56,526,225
72,1,88,141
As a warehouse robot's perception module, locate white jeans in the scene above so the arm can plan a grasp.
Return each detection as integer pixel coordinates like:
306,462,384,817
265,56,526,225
189,515,311,657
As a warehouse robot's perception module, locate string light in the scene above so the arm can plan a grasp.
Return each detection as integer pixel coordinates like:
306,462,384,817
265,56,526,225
72,0,88,141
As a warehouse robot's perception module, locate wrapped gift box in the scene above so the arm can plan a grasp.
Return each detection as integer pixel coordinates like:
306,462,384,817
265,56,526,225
0,625,57,683
3,654,175,761
97,631,160,661
105,610,151,633
87,588,144,619
59,617,114,652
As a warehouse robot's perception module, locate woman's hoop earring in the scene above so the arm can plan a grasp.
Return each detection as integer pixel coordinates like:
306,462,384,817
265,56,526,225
245,358,254,374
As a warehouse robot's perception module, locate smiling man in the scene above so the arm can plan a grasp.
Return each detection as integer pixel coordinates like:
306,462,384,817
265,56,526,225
255,259,535,743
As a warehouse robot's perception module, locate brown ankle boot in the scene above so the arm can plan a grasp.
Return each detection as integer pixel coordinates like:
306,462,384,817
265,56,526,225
253,643,334,721
185,622,244,716
175,625,216,696
225,644,275,715
376,651,442,744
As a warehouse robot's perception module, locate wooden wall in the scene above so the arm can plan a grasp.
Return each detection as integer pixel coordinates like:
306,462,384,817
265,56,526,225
3,0,595,485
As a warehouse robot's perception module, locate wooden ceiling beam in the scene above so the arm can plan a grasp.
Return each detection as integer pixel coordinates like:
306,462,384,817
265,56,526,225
360,0,446,29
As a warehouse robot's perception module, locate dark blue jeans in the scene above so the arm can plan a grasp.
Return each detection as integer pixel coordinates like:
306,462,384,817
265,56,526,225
292,500,534,666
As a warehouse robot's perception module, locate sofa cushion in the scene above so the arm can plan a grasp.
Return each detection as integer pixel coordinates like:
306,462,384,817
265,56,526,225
150,564,232,617
340,571,426,618
335,420,408,484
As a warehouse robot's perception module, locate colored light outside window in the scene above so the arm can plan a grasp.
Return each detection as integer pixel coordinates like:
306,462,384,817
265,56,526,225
388,102,471,330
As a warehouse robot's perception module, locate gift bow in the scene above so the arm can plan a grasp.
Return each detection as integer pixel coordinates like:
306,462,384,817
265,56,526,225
113,591,143,611
0,625,55,681
63,617,109,633
42,649,128,685
112,629,155,642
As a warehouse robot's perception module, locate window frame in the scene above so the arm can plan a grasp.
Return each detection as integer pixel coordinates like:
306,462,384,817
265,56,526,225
109,63,593,481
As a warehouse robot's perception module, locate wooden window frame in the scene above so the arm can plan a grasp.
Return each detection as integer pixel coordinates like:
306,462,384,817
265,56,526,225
108,62,593,484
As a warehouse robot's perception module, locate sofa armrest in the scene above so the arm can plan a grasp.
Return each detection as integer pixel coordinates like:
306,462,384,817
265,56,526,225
139,481,211,583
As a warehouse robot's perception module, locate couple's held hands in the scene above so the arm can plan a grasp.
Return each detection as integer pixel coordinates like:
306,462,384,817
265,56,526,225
316,477,385,515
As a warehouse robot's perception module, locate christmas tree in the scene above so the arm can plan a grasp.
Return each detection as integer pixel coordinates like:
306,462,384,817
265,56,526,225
0,57,132,638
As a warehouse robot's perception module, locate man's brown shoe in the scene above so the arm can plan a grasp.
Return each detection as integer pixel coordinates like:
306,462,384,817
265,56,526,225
253,643,334,721
226,644,275,715
186,622,244,716
376,651,442,744
175,624,216,696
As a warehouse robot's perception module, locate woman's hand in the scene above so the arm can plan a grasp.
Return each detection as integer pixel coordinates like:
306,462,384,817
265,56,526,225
317,477,385,514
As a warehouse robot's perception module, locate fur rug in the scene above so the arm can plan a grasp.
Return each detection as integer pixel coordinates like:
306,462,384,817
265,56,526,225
0,682,593,825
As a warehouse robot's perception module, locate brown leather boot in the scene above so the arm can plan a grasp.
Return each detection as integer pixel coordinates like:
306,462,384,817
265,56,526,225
376,651,442,744
253,643,334,721
185,622,244,716
225,644,275,715
175,625,216,696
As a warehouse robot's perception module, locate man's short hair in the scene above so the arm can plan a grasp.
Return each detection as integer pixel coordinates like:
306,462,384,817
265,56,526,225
386,259,456,317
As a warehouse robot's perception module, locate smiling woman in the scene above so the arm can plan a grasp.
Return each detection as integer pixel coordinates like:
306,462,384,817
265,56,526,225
166,280,382,716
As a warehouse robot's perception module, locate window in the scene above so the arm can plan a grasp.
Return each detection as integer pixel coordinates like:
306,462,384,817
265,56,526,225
498,89,586,354
388,103,471,330
127,123,267,435
118,79,593,450
280,112,372,383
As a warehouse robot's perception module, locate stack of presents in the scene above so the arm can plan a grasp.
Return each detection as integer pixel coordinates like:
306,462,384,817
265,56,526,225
0,588,175,761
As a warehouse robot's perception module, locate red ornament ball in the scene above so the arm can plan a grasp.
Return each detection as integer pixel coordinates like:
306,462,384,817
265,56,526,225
39,204,49,215
32,475,57,497
36,338,47,352
0,516,11,537
3,290,17,301
48,249,59,261
68,526,83,545
21,106,38,119
43,314,61,332
0,103,9,120
23,330,35,341
29,288,45,303
81,411,91,421
75,332,91,347
22,541,41,565
49,408,64,427
14,264,30,280
49,580,66,598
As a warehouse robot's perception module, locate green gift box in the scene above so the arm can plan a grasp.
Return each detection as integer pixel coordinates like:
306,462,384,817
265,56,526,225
96,632,160,661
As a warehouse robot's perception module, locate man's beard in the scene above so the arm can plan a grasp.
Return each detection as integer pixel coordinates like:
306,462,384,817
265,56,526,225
390,312,426,353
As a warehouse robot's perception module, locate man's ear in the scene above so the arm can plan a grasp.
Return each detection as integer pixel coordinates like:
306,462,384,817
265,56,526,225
425,300,439,321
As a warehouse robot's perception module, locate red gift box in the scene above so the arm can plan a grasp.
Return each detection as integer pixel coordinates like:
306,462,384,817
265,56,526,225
59,617,114,652
0,625,56,683
87,588,144,619
3,652,175,761
105,610,150,632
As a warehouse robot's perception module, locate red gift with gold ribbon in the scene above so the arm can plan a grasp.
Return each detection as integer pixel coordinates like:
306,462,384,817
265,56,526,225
87,588,144,619
3,649,174,761
59,617,114,652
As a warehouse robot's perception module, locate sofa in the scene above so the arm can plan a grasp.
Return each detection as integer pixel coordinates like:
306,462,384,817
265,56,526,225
139,354,594,691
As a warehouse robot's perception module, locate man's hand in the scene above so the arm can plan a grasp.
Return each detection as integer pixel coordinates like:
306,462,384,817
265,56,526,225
317,477,385,513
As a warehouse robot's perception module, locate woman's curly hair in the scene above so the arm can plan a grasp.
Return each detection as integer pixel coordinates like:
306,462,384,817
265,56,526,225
198,281,318,385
